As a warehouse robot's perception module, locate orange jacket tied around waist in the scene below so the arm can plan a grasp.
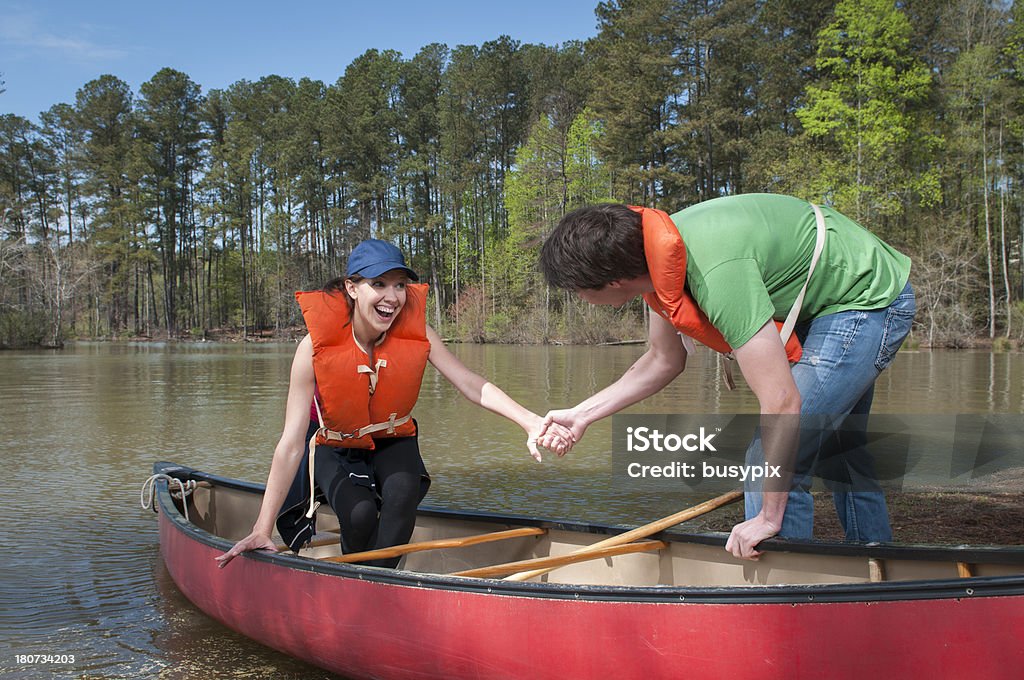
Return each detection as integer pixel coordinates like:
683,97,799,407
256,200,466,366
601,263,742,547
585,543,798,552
296,284,431,450
635,206,804,363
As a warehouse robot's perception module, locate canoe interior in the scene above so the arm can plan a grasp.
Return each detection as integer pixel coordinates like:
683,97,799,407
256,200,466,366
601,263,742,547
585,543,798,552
175,472,1024,588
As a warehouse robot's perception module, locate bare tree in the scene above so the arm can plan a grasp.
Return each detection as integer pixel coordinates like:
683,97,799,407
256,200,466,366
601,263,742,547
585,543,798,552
14,237,98,348
997,123,1012,339
0,209,18,298
914,230,982,348
0,233,21,303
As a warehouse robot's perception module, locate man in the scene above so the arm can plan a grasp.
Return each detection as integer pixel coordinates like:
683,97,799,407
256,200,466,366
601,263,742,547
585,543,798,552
539,194,915,559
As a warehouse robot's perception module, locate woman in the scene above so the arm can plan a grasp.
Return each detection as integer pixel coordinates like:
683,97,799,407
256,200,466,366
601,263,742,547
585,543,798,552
216,239,570,569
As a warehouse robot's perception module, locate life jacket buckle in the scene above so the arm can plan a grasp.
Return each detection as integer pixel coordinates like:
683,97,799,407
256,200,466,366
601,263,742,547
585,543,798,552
317,426,361,442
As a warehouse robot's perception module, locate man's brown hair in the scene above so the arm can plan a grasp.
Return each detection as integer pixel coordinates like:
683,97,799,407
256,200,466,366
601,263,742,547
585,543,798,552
539,203,648,290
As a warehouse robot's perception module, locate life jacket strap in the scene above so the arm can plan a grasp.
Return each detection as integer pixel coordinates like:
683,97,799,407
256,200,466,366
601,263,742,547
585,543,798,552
315,412,410,443
779,203,828,346
357,358,388,395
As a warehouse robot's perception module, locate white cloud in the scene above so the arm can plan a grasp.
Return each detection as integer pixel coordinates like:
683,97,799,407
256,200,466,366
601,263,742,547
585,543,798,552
0,8,128,61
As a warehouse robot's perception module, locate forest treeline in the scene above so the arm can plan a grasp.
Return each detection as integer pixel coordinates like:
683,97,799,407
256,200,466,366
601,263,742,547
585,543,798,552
1,0,1022,349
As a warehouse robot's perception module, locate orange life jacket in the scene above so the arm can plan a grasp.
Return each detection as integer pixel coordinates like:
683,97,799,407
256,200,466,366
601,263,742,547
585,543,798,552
636,206,803,363
296,284,431,449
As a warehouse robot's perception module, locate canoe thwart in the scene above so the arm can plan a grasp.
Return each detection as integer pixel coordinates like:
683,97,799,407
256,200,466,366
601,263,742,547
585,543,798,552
957,562,976,578
275,534,340,552
868,558,886,582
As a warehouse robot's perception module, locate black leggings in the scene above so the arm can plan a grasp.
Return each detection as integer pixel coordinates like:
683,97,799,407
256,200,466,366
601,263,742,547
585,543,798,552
313,433,430,568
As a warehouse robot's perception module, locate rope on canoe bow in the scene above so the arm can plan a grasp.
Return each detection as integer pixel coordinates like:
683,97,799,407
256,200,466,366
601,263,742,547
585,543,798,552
140,473,197,522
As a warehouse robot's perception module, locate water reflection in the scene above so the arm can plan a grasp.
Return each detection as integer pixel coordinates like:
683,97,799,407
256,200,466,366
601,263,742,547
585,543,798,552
0,342,1020,678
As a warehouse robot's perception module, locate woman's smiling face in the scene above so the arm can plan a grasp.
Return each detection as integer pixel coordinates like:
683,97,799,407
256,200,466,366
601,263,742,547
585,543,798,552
345,269,409,344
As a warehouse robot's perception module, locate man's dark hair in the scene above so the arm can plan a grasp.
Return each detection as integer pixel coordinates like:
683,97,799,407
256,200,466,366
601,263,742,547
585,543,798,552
539,203,648,290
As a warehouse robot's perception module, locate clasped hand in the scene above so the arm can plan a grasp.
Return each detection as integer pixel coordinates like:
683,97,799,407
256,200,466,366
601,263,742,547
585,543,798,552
525,408,588,462
526,416,575,462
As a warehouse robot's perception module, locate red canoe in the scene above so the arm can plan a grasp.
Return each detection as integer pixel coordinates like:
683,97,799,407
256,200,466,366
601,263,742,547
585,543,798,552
150,462,1024,679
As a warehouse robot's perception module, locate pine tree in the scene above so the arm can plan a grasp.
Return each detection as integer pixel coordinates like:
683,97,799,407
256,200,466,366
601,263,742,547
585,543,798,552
75,74,135,335
137,68,205,334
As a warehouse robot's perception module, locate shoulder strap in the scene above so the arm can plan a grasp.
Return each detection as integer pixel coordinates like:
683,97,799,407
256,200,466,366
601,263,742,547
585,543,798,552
720,202,827,390
779,203,827,345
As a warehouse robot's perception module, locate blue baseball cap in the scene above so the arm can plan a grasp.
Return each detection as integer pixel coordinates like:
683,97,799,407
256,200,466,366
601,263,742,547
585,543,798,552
345,239,419,281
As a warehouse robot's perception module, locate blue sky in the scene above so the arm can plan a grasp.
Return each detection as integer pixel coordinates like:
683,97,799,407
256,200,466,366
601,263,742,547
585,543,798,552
0,0,600,121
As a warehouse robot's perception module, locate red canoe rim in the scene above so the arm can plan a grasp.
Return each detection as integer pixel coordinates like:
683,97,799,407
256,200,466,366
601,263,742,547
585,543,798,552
151,461,1024,606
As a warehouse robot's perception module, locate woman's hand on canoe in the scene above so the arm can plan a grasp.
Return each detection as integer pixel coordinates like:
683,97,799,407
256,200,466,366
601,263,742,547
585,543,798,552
215,532,279,568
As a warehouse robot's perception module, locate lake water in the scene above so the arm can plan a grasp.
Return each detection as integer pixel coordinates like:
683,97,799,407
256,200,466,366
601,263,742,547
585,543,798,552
0,342,1020,678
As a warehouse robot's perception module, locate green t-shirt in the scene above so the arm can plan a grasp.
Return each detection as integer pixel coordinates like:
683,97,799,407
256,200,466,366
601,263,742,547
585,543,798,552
670,194,911,349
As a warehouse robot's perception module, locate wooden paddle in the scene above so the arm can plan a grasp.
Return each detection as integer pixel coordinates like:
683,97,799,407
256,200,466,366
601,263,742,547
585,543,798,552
320,526,546,564
452,540,668,579
499,489,742,582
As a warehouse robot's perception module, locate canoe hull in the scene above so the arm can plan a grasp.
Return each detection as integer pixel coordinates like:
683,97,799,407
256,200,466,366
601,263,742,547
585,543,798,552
160,512,1024,680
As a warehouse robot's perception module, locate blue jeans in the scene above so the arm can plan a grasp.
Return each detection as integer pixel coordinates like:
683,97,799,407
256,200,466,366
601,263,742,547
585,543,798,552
744,283,916,541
